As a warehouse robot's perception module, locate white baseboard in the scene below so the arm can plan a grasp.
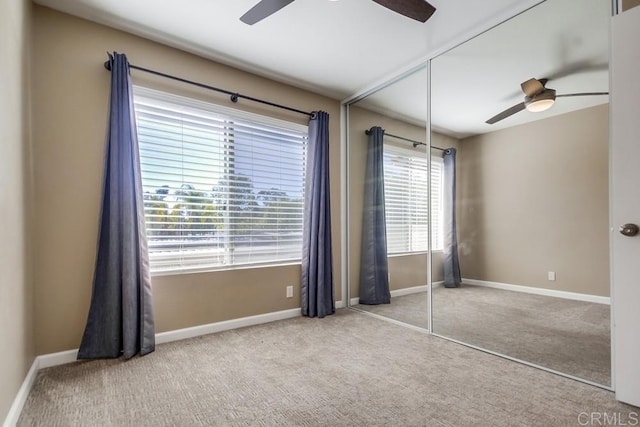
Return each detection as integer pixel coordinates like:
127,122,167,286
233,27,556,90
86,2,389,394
155,307,301,344
21,301,345,373
157,300,348,345
33,307,305,370
350,282,442,306
462,278,610,305
391,284,427,297
37,349,78,369
3,358,39,427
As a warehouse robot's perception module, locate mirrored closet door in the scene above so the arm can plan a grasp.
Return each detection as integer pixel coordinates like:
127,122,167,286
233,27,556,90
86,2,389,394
430,0,611,387
347,66,432,330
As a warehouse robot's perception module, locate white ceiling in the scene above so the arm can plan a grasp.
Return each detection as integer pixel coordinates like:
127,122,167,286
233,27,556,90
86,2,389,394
357,0,610,138
33,0,543,99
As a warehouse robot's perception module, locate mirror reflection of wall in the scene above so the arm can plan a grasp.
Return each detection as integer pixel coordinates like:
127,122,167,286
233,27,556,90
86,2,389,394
430,0,610,386
623,0,640,11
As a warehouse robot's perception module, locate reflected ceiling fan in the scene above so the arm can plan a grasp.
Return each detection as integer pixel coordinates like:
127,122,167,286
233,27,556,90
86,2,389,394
486,77,609,124
240,0,436,25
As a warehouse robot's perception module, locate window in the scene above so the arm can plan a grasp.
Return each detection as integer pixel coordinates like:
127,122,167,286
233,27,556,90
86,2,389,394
383,144,443,254
133,87,308,274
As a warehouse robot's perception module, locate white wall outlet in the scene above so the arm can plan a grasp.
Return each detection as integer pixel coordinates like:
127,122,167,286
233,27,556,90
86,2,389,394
548,271,556,281
286,285,293,298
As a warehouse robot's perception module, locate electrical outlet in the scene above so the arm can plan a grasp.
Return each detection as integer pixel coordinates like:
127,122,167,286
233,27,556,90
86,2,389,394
286,285,293,298
548,271,556,281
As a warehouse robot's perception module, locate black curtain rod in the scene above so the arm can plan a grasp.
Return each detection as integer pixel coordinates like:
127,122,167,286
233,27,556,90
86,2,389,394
104,55,315,119
365,130,445,151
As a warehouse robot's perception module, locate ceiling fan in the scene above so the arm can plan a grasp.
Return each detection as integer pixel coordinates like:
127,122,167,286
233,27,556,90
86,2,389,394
240,0,436,25
486,77,609,124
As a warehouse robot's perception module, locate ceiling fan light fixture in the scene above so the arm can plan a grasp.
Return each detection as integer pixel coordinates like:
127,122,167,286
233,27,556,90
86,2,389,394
525,88,556,112
526,98,555,112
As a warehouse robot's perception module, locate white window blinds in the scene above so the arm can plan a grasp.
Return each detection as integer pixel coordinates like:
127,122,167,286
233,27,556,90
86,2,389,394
383,144,443,254
133,88,308,274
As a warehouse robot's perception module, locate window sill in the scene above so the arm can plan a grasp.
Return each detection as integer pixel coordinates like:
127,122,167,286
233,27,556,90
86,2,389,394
387,250,443,258
150,260,302,278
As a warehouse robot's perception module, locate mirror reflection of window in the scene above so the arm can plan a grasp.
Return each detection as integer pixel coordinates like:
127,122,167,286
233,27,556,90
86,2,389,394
383,144,443,254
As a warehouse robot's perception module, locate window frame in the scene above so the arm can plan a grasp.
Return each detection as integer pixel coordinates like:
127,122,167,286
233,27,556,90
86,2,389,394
382,143,444,256
133,86,309,276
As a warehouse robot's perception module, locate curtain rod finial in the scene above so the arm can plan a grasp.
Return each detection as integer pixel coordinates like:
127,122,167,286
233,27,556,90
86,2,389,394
104,60,111,71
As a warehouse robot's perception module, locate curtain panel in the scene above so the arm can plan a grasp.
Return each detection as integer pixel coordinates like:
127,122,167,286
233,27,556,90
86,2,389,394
301,111,335,318
78,52,155,359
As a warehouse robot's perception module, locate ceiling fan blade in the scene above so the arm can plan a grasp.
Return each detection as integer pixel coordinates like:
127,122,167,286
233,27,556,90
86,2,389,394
545,61,609,81
503,64,608,101
371,0,436,22
486,102,526,124
556,92,609,98
240,0,295,25
520,78,544,97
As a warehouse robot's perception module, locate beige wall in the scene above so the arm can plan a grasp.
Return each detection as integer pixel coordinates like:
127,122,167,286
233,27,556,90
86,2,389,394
0,0,34,420
623,0,640,11
348,105,460,298
458,104,610,297
31,6,342,355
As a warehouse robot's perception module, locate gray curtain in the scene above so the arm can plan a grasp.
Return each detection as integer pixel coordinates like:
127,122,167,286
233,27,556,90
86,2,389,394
359,127,390,305
301,111,335,318
443,148,461,287
78,52,155,359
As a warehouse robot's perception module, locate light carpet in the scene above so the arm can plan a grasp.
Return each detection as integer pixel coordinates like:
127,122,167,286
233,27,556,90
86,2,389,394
356,285,610,386
18,309,633,426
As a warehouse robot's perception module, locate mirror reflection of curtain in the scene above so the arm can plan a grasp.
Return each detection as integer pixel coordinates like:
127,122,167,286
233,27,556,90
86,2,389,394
443,148,461,287
359,127,391,305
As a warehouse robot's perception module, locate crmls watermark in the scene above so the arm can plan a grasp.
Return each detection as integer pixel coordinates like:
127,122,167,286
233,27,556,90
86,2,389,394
578,412,639,426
